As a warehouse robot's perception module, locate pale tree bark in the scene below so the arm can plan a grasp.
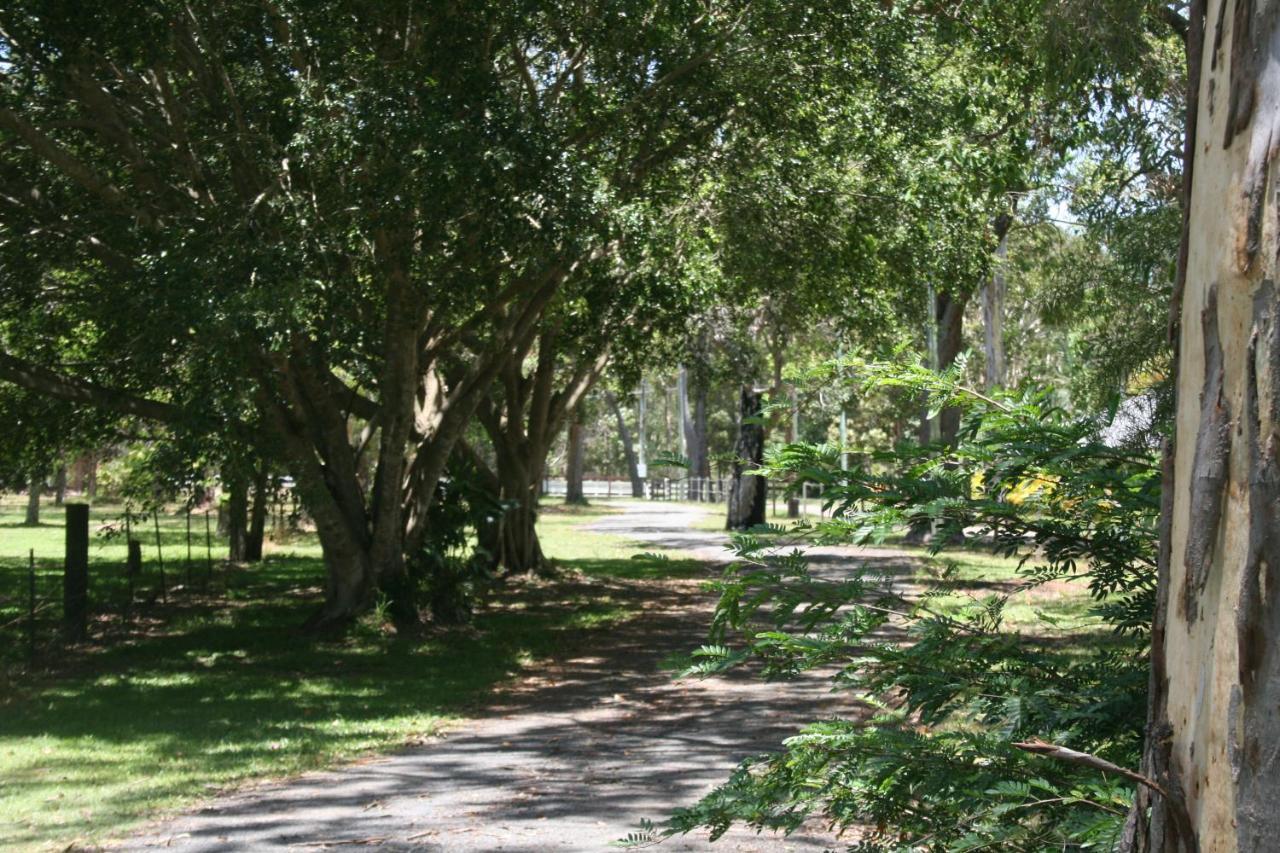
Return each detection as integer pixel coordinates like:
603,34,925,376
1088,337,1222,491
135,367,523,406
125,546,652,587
606,390,645,498
726,386,766,530
982,212,1011,391
1129,2,1280,849
24,473,42,526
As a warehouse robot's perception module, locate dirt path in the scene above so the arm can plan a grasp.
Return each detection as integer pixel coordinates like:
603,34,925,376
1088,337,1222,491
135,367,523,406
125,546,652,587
124,503,916,852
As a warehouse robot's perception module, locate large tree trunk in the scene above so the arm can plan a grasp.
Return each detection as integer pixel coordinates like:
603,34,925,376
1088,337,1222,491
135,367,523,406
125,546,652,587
500,473,545,571
565,412,588,505
607,390,645,498
473,342,608,576
727,386,766,530
917,288,968,445
53,464,67,506
489,439,549,575
983,213,1011,391
471,401,550,576
24,473,41,526
1130,2,1280,849
244,460,269,562
786,386,801,518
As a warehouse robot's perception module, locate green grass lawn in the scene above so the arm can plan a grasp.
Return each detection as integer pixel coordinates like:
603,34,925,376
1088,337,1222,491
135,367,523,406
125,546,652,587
0,493,1103,850
910,547,1104,636
0,497,687,851
537,501,712,579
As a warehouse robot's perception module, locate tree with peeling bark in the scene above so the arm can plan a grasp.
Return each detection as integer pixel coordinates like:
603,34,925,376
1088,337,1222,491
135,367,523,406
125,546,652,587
1128,0,1280,848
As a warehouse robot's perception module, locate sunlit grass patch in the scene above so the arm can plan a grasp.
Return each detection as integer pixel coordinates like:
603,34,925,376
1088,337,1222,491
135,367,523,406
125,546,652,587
0,495,687,851
537,498,709,579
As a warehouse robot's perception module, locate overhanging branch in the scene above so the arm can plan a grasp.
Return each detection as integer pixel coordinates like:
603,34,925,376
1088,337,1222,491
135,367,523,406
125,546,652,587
0,351,186,423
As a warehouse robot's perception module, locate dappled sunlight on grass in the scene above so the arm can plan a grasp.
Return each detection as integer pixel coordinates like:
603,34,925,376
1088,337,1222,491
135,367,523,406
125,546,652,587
898,546,1105,636
0,497,664,850
537,499,709,580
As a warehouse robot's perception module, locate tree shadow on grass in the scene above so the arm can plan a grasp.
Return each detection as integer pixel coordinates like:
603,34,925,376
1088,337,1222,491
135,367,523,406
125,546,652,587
115,576,853,852
0,556,643,849
559,554,710,581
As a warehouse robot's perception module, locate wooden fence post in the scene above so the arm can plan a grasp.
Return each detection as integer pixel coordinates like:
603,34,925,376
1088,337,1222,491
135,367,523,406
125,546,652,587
153,512,167,602
28,549,36,664
64,503,89,641
125,539,141,623
204,511,213,588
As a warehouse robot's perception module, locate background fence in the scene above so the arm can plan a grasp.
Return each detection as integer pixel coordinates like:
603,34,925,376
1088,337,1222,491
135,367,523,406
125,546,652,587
540,477,829,517
0,500,233,674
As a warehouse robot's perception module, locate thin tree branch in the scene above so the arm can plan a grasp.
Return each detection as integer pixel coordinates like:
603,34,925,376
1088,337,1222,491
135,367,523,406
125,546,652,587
1012,738,1171,798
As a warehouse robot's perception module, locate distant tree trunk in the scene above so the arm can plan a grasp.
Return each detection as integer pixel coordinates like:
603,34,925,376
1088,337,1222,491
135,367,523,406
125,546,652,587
786,386,801,518
1128,2,1280,849
244,461,269,562
983,212,1011,391
85,454,97,500
607,390,645,498
225,473,248,562
53,464,67,506
680,369,711,499
24,473,42,526
565,412,587,505
766,333,801,518
936,289,967,444
908,288,970,544
727,386,766,530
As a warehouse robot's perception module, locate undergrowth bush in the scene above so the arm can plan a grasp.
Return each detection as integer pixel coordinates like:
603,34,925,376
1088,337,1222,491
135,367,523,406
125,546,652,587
654,360,1160,851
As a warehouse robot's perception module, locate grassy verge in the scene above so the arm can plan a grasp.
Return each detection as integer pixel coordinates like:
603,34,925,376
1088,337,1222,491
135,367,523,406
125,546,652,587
0,497,694,851
538,500,713,579
660,498,1100,635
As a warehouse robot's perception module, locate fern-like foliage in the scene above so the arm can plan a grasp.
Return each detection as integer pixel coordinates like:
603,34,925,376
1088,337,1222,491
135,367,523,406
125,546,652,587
656,361,1158,851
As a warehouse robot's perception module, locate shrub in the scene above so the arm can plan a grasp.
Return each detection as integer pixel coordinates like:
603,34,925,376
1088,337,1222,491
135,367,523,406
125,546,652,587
662,360,1159,850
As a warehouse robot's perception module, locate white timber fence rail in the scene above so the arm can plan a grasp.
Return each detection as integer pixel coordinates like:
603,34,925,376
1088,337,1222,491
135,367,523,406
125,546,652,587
645,477,728,502
540,477,636,499
761,482,829,519
539,477,828,515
